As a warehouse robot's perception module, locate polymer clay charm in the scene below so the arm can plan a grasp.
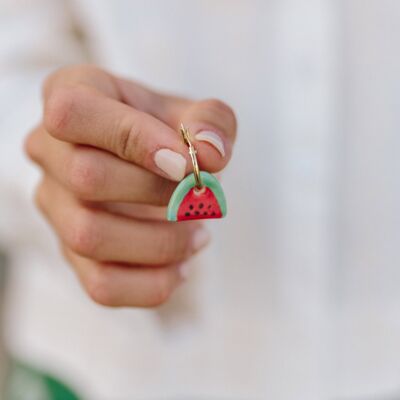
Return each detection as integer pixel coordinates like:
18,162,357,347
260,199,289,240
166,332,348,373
167,125,227,222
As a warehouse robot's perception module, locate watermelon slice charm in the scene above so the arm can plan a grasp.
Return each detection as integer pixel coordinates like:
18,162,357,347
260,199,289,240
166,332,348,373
167,171,227,221
167,124,227,222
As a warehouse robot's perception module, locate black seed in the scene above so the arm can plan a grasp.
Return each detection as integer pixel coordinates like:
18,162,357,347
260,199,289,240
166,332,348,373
189,204,194,210
195,211,200,216
203,212,208,216
212,211,216,216
185,212,190,217
199,203,204,209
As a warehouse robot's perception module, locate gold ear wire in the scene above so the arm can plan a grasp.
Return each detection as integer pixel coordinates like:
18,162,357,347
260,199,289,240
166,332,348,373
180,124,203,189
180,123,192,146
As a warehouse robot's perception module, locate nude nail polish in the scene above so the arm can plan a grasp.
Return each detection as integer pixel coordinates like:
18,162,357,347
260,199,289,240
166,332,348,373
195,131,225,157
154,149,186,181
192,227,211,252
179,262,191,280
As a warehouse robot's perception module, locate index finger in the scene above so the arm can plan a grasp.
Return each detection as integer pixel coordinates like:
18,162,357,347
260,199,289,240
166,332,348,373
44,83,190,182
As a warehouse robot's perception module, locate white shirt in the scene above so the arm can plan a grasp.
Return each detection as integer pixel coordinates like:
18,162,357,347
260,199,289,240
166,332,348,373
1,0,400,399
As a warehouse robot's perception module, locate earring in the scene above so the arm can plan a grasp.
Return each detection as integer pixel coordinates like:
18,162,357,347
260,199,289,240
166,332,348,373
167,124,227,222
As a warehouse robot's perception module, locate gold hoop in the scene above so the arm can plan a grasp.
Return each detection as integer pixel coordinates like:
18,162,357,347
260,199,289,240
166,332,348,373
180,124,203,189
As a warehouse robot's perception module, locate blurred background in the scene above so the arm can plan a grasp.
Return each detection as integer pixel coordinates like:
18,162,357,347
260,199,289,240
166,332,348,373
0,250,8,396
0,0,400,399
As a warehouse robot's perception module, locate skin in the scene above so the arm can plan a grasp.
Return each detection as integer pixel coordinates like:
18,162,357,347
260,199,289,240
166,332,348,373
25,65,237,308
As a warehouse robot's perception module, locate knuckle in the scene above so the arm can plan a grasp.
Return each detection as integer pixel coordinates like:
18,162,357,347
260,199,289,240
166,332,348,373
44,86,75,137
115,117,144,162
147,271,173,307
67,151,105,199
24,128,41,162
65,209,101,257
84,266,117,307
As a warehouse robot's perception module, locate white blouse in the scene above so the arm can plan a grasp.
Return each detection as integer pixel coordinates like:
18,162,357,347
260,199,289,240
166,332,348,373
1,0,400,399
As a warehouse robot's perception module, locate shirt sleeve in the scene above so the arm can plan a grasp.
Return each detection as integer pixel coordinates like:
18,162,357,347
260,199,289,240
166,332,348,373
0,0,87,248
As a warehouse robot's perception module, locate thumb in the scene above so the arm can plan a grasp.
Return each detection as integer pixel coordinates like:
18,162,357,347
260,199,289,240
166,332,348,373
116,77,237,173
180,99,237,173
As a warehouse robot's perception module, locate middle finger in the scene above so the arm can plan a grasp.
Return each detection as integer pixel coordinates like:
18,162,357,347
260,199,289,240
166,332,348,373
26,127,177,205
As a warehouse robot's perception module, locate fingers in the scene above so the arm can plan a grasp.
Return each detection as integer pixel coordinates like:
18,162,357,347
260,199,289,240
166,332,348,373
26,127,177,205
116,76,238,173
43,84,190,182
27,65,233,310
63,248,184,307
36,177,210,265
42,66,238,182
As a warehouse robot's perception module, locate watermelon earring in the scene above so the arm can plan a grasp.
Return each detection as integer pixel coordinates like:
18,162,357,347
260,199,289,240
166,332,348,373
166,124,227,222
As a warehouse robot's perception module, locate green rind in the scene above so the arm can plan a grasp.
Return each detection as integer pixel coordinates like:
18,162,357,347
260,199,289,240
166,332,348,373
167,172,227,221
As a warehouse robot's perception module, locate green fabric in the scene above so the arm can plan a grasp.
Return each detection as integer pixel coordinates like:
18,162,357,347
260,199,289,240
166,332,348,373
5,361,81,400
167,172,227,221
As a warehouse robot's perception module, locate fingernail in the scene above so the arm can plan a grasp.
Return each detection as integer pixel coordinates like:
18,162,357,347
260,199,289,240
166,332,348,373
192,227,211,252
214,172,223,181
154,149,186,181
179,262,191,280
195,131,225,157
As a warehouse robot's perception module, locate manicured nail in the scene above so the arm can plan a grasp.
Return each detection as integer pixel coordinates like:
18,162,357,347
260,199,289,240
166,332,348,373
179,262,191,280
195,131,225,157
214,172,223,181
154,149,186,181
192,227,211,252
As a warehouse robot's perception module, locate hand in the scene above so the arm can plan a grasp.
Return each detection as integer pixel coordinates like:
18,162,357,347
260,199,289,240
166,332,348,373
25,65,237,307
